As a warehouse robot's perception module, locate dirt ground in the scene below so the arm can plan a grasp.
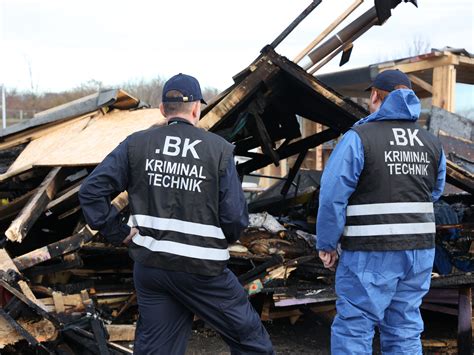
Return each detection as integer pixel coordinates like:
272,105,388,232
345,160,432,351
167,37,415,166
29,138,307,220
185,310,459,355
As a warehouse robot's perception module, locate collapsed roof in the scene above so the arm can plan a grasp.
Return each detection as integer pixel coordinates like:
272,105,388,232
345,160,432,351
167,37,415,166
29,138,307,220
199,46,367,177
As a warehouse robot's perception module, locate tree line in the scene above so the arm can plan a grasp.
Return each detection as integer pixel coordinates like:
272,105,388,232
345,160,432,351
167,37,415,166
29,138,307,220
3,77,219,122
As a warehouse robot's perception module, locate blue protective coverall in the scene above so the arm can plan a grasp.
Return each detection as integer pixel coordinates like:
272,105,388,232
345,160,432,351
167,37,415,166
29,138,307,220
316,89,446,354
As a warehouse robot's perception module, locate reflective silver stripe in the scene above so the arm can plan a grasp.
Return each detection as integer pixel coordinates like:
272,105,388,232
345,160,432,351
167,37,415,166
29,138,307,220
132,233,230,261
343,222,436,237
346,202,434,216
129,214,225,239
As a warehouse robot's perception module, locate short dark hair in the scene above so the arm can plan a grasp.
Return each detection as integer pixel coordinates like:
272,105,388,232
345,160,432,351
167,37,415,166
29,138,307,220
162,90,194,116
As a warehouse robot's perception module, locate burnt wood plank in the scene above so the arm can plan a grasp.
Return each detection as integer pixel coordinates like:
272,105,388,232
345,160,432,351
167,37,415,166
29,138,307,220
5,167,67,242
238,128,339,175
198,62,280,131
13,227,95,270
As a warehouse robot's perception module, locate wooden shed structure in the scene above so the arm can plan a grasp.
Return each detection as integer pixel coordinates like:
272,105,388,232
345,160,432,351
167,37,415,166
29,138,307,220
318,47,474,113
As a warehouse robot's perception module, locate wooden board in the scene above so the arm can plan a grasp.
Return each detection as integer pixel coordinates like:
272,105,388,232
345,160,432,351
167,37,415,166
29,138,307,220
4,118,91,176
2,108,165,179
0,114,91,151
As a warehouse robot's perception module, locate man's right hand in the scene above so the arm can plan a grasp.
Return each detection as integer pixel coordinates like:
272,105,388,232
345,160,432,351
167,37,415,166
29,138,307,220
319,250,338,270
123,227,138,246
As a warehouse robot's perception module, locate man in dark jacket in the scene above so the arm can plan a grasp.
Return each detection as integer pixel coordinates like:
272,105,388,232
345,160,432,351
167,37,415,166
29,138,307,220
317,70,446,354
79,73,274,355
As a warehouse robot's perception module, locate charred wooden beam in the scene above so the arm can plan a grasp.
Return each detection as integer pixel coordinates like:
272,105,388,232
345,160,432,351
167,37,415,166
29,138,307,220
264,46,367,122
14,227,95,270
86,303,111,355
45,182,81,215
5,167,67,242
27,254,83,277
238,254,284,284
251,107,280,166
280,150,308,197
198,63,280,131
458,287,472,355
270,0,322,49
13,191,127,271
446,159,474,194
238,128,339,175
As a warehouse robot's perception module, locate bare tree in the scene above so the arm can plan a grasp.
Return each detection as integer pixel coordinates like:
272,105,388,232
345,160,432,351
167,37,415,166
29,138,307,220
406,35,431,57
5,77,220,118
122,77,166,107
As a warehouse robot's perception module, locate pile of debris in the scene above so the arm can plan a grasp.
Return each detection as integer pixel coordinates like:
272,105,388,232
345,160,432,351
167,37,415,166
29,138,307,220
0,1,472,353
0,78,339,352
0,90,164,353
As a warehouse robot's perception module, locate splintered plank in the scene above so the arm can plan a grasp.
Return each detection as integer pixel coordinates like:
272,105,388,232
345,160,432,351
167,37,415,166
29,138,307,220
13,192,126,270
5,167,67,242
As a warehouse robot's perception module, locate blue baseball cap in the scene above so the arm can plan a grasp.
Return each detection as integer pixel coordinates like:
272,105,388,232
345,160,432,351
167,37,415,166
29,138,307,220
366,69,412,92
162,73,207,104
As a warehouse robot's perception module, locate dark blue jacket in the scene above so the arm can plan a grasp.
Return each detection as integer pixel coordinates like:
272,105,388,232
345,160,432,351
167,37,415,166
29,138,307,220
79,120,248,246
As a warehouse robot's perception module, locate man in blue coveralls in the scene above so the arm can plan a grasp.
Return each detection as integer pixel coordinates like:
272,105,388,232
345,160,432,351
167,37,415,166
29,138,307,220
79,73,274,354
316,70,446,354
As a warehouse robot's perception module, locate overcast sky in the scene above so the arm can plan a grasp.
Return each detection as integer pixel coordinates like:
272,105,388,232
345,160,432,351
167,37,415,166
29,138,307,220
0,0,473,96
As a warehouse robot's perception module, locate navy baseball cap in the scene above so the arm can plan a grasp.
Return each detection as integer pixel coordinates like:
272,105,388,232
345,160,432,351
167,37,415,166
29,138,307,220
162,73,207,104
366,69,412,92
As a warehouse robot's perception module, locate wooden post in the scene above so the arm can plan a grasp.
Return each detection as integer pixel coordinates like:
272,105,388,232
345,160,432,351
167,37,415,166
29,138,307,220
432,64,456,112
5,167,66,242
458,287,472,355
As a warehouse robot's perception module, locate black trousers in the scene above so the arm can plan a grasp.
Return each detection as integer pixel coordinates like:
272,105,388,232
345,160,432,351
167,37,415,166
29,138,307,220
133,262,274,355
